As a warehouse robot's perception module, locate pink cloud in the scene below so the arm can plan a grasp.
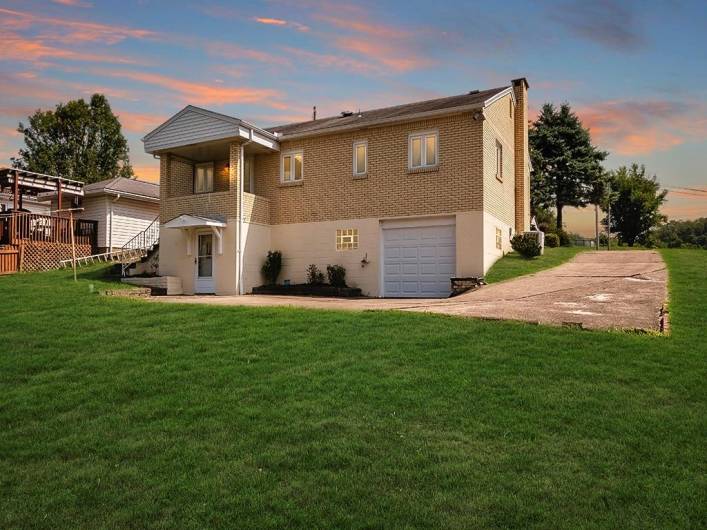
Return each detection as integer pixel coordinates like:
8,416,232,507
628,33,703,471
100,70,285,108
281,46,382,75
253,17,310,32
131,164,160,183
116,111,167,133
52,0,93,7
203,41,291,67
576,100,707,155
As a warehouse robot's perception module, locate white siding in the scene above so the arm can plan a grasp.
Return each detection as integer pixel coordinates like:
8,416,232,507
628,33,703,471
144,109,239,153
108,198,159,248
79,196,109,248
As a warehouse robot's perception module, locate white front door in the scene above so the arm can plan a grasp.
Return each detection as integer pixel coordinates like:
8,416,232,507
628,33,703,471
383,223,456,298
195,233,215,294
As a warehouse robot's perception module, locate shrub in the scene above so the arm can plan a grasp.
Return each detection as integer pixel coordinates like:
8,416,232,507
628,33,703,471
306,264,325,285
544,233,560,248
556,229,571,247
511,233,542,258
326,264,347,287
261,250,282,284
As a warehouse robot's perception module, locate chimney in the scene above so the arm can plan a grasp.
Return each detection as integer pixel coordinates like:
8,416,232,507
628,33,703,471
312,106,317,120
512,77,529,233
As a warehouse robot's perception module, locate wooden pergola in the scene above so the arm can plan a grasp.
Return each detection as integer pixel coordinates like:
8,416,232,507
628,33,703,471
0,167,84,212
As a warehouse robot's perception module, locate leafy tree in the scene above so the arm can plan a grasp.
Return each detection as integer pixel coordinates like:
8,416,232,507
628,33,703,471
12,94,133,183
529,103,607,229
605,164,667,246
654,218,707,249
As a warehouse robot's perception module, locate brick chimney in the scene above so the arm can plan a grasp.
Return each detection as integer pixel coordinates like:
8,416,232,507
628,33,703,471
512,77,530,233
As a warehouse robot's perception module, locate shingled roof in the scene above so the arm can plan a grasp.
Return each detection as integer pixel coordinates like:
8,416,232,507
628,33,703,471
267,86,511,138
84,177,159,201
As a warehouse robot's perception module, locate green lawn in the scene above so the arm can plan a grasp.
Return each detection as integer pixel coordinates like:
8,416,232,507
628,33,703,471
485,246,586,283
1,250,705,529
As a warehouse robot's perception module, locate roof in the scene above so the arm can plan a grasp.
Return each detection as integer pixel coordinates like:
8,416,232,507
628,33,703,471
267,86,511,138
162,213,226,229
83,177,159,201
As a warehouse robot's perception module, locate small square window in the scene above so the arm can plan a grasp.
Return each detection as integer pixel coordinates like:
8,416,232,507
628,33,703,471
336,228,359,250
496,227,502,250
353,140,367,176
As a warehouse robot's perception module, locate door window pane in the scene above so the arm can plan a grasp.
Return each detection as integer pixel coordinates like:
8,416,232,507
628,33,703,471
198,235,213,277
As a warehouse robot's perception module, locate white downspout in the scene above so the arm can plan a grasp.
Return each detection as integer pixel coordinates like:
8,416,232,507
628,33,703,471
238,130,253,295
109,194,121,251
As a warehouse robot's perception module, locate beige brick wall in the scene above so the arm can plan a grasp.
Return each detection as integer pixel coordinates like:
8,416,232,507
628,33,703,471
160,143,241,223
482,93,516,228
253,113,484,225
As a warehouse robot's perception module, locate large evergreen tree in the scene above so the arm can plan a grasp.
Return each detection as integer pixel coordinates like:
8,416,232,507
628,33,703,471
529,103,607,229
12,94,133,183
605,164,667,246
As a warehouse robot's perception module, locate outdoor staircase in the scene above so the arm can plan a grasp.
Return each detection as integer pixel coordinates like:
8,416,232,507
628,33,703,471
59,248,147,268
120,215,160,277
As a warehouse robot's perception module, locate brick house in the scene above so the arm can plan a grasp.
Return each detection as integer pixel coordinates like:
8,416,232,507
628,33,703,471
144,78,530,297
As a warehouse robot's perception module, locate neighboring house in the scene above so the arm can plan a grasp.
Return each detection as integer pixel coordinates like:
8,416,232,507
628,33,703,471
44,177,160,252
0,192,50,215
144,78,530,297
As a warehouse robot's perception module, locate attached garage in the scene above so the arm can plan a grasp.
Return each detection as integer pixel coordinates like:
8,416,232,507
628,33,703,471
382,219,456,298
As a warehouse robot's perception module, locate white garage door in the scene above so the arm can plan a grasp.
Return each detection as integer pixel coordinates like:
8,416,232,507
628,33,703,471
383,223,456,298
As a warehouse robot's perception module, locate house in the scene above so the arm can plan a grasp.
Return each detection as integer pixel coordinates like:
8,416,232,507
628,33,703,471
44,177,160,252
1,192,51,215
144,78,530,297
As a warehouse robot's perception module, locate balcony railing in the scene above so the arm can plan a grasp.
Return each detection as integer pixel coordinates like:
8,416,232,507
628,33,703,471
0,212,97,249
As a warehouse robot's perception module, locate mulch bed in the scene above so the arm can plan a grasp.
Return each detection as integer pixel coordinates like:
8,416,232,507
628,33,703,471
252,283,363,297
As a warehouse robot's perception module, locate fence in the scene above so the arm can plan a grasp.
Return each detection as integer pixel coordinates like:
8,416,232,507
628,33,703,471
0,212,97,249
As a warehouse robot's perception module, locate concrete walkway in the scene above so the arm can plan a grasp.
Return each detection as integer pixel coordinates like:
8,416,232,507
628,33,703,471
151,250,668,331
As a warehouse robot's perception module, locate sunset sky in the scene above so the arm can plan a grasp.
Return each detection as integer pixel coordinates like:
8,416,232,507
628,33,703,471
0,0,705,222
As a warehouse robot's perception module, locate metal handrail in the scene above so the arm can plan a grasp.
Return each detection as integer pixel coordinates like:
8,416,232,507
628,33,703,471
121,215,160,276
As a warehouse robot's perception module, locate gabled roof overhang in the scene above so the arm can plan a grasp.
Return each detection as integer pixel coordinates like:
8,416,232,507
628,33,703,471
143,105,279,154
162,214,227,229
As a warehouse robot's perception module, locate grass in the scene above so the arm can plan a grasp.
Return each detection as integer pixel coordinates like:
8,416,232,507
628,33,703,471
484,246,586,283
1,250,705,529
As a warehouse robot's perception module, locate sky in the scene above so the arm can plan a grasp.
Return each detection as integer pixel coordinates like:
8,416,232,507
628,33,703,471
0,0,705,224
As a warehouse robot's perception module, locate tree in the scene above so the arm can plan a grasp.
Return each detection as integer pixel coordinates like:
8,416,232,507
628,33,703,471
12,94,133,183
654,218,707,249
605,164,667,246
529,103,607,229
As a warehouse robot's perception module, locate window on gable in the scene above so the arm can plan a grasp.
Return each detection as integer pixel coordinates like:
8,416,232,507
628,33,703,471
336,228,358,250
409,131,438,169
353,140,367,176
194,162,214,193
281,151,303,183
495,141,503,182
496,227,502,250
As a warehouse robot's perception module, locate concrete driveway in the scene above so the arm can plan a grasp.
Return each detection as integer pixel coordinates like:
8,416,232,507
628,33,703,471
152,250,667,331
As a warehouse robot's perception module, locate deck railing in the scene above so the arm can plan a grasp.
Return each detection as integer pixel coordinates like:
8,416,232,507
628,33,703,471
0,212,97,249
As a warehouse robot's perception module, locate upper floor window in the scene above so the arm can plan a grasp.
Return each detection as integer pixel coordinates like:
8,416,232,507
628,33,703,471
495,141,503,182
409,131,438,169
353,140,367,176
194,162,214,193
509,98,513,118
281,151,303,183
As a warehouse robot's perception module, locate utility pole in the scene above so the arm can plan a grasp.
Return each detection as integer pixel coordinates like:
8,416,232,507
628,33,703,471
606,180,611,251
594,203,600,250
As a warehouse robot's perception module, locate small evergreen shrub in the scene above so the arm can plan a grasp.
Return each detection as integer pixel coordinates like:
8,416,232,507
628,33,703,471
511,233,542,258
556,229,571,247
306,264,325,285
326,265,347,287
545,233,560,248
261,250,282,284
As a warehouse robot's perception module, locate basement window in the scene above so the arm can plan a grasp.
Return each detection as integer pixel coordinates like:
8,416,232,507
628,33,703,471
281,151,303,183
336,228,358,250
194,162,214,193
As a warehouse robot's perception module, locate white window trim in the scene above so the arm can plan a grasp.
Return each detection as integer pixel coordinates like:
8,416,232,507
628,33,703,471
408,130,439,169
352,140,367,176
280,150,304,183
495,140,503,182
194,162,214,194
